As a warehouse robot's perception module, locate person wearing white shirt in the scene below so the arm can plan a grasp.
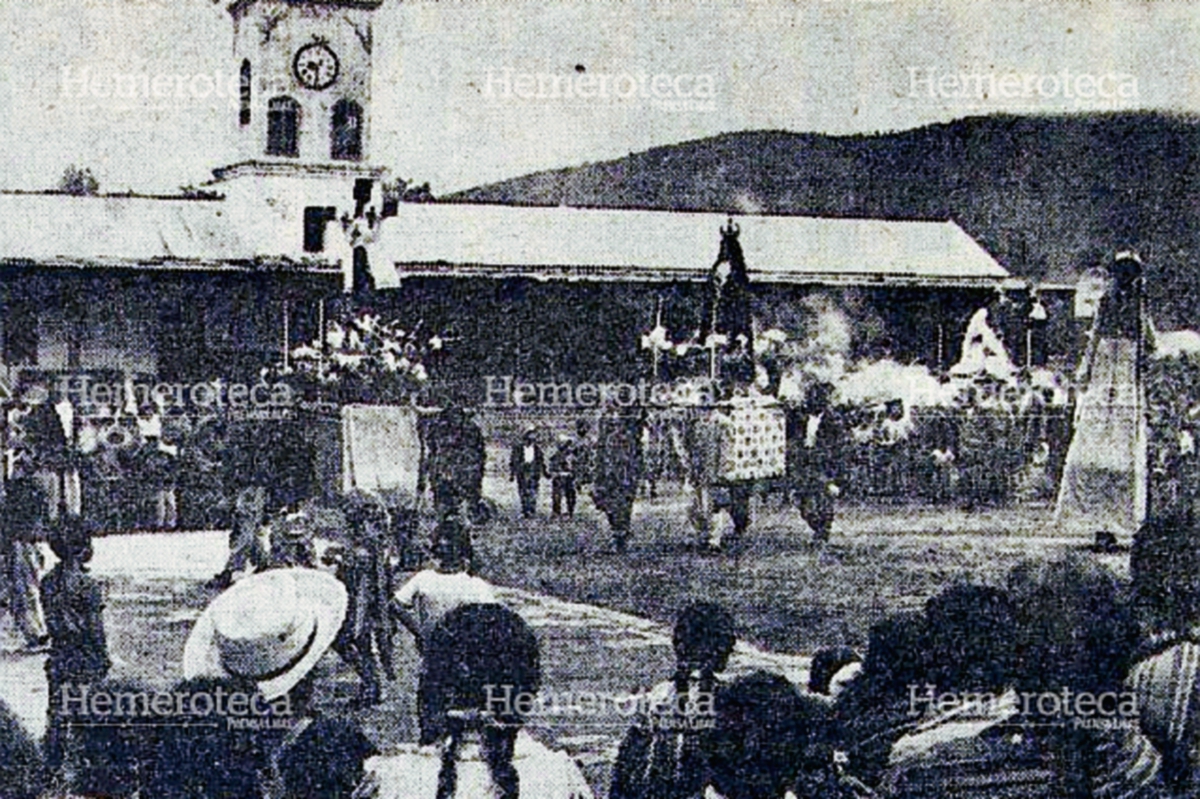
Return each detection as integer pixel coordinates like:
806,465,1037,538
392,516,499,652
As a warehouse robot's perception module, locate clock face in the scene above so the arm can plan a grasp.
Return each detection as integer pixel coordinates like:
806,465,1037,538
293,42,339,90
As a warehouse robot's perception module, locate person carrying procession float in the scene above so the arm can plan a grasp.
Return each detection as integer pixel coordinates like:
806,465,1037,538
786,382,846,544
209,420,313,589
666,220,789,554
420,393,487,525
593,403,644,553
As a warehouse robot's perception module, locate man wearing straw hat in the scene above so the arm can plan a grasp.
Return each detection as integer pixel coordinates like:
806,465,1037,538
184,566,349,710
180,567,377,796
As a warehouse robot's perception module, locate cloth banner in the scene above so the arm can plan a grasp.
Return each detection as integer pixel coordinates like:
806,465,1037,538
340,405,421,502
715,402,787,482
1054,338,1147,538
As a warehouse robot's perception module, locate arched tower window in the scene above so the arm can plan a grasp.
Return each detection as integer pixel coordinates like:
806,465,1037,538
239,60,251,126
330,99,363,161
266,96,300,157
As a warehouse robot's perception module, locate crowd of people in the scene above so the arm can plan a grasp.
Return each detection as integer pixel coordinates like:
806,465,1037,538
604,510,1200,799
485,375,1078,551
3,382,191,534
3,268,1200,796
17,359,1195,569
8,505,1200,797
0,506,596,798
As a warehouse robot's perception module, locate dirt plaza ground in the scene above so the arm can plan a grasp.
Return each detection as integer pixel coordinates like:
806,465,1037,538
0,481,1108,797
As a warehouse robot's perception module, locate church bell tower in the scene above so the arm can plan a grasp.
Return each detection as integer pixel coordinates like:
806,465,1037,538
226,0,381,168
208,0,388,289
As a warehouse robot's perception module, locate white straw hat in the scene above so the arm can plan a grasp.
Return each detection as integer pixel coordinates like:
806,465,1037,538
183,568,346,700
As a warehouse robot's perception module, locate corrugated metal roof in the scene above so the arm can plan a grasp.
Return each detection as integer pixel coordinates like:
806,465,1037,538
0,193,1008,287
0,193,337,273
375,203,1010,286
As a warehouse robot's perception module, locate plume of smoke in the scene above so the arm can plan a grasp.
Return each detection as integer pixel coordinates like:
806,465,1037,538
731,192,763,215
774,294,854,395
769,293,953,409
839,360,957,408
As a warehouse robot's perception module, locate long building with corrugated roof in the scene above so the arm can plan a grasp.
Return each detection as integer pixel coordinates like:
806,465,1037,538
0,0,1027,394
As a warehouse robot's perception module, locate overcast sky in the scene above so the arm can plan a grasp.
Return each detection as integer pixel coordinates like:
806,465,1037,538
1,0,1197,194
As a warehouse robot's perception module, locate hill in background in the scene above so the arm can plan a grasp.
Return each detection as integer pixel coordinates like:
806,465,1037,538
448,113,1200,327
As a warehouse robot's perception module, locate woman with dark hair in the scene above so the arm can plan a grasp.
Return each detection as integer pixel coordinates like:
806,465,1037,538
1127,512,1200,793
358,603,592,799
153,674,367,799
1009,555,1165,798
41,523,109,777
832,612,930,790
610,601,737,799
922,583,1017,696
808,646,863,701
68,677,161,798
876,584,1058,798
704,671,831,799
148,675,277,799
1130,511,1200,639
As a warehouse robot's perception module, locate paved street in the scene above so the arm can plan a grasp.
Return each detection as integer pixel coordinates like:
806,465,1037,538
0,476,1112,799
0,529,810,795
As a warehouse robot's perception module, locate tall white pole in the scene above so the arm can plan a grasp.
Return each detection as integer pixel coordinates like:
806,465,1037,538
282,299,290,371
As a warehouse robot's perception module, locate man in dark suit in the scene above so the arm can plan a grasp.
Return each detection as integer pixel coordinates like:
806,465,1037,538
593,408,643,553
788,383,845,543
421,400,486,522
509,428,544,518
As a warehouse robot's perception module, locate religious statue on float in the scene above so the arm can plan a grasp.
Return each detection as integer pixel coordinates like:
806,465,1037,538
639,221,789,552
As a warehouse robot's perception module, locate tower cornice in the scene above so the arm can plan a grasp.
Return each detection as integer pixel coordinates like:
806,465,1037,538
227,0,384,19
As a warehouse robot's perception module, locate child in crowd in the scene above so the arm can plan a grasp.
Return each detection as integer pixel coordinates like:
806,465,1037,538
705,671,833,799
329,493,398,706
548,434,578,518
41,523,111,777
267,509,318,569
609,601,736,799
